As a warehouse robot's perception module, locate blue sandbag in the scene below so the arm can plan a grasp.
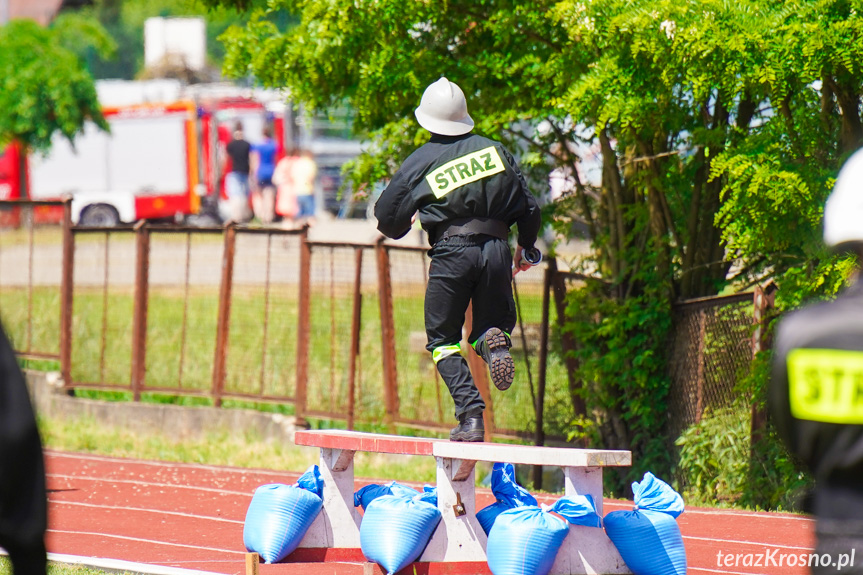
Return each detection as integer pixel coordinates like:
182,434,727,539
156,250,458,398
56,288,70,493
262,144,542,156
633,472,684,517
417,485,438,506
295,464,324,496
354,481,420,511
243,465,324,564
546,494,602,528
603,472,687,575
476,462,537,535
487,493,601,575
360,493,442,575
477,501,511,536
486,506,570,575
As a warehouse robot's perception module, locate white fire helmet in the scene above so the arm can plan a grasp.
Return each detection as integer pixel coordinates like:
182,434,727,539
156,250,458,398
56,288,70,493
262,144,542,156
825,148,863,248
414,77,475,136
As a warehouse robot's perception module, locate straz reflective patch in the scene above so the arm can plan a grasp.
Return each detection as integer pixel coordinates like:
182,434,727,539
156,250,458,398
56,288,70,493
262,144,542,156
788,348,863,424
425,146,506,198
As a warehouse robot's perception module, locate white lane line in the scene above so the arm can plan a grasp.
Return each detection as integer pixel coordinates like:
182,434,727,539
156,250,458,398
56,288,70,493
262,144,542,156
48,473,252,497
48,529,245,556
49,499,244,524
684,535,813,551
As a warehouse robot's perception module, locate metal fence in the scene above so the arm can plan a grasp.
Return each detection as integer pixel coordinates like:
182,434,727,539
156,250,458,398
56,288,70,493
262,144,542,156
667,290,771,441
0,200,69,362
0,198,770,445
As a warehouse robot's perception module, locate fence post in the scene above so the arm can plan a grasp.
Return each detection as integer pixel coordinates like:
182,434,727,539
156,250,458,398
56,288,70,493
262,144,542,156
550,261,587,422
694,310,707,424
346,246,364,430
212,223,237,408
294,225,311,428
375,238,399,428
750,282,776,448
532,262,553,489
59,198,74,390
130,221,150,402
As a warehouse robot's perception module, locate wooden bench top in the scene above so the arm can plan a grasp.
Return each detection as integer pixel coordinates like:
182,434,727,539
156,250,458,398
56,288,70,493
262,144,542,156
434,441,631,467
294,430,438,455
294,430,631,467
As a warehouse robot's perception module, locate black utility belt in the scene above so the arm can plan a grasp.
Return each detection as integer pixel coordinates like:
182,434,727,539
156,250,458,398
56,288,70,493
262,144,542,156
433,218,509,245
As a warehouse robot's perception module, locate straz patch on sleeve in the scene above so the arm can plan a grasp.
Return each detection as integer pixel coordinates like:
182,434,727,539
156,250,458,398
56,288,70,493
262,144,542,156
425,146,506,198
787,348,863,424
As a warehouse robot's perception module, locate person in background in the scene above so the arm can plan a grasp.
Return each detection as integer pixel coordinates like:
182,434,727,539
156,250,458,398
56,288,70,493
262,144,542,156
290,148,318,225
0,321,47,575
224,121,252,223
273,148,299,225
770,148,863,574
374,77,541,442
251,126,278,224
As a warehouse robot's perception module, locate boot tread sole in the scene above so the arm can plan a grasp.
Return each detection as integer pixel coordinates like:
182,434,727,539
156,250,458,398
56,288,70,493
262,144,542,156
486,328,514,391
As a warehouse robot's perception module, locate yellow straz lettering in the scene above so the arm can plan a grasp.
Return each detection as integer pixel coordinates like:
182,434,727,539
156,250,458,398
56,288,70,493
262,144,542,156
425,146,506,198
787,349,863,424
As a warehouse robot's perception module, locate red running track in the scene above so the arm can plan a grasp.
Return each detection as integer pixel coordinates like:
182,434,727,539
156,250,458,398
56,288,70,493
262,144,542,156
45,450,816,575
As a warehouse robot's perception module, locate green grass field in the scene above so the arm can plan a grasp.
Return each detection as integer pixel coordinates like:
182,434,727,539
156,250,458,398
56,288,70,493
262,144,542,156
38,413,441,484
0,557,132,575
2,279,572,439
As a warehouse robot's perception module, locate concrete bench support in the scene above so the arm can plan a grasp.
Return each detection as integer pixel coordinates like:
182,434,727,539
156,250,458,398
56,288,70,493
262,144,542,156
301,447,361,548
294,430,633,574
297,431,438,550
422,456,486,561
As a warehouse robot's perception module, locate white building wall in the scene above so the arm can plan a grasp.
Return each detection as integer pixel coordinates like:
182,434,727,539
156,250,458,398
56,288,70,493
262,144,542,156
144,17,207,72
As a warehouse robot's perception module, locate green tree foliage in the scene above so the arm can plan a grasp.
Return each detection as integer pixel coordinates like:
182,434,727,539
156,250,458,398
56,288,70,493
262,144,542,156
211,0,863,497
0,19,107,200
0,19,107,153
51,11,118,63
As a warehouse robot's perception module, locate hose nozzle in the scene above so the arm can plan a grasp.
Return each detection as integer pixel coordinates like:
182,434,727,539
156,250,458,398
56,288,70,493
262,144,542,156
523,247,542,266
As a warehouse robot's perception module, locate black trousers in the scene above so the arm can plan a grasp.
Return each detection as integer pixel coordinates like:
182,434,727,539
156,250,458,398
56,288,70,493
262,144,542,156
812,518,863,574
0,323,47,575
425,235,516,420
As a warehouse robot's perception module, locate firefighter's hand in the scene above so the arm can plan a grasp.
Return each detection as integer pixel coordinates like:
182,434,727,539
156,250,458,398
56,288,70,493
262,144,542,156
512,245,532,276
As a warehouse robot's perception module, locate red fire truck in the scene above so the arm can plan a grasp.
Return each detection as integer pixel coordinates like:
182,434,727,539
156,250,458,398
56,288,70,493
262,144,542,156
0,94,285,226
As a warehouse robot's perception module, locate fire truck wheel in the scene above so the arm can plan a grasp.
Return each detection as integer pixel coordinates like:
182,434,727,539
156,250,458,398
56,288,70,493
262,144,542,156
80,204,120,227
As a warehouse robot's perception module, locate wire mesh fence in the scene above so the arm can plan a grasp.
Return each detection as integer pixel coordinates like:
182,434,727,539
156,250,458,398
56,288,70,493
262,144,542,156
144,228,223,396
69,227,137,389
0,203,769,446
303,242,384,424
221,229,303,403
667,292,757,441
0,201,66,360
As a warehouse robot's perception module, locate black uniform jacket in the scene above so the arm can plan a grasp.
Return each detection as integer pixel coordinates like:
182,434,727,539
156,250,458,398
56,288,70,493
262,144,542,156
374,133,541,249
0,321,47,564
770,279,863,518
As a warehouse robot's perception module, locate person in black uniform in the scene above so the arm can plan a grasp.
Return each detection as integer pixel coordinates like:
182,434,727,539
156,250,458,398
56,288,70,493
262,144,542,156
375,77,541,442
770,149,863,574
0,321,47,575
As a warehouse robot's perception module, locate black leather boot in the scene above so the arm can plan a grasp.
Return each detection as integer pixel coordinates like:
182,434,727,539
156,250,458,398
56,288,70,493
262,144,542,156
450,411,485,442
475,327,514,391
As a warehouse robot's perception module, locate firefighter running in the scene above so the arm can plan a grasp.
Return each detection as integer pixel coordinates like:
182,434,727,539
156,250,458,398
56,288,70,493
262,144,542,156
374,77,541,442
770,148,863,574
